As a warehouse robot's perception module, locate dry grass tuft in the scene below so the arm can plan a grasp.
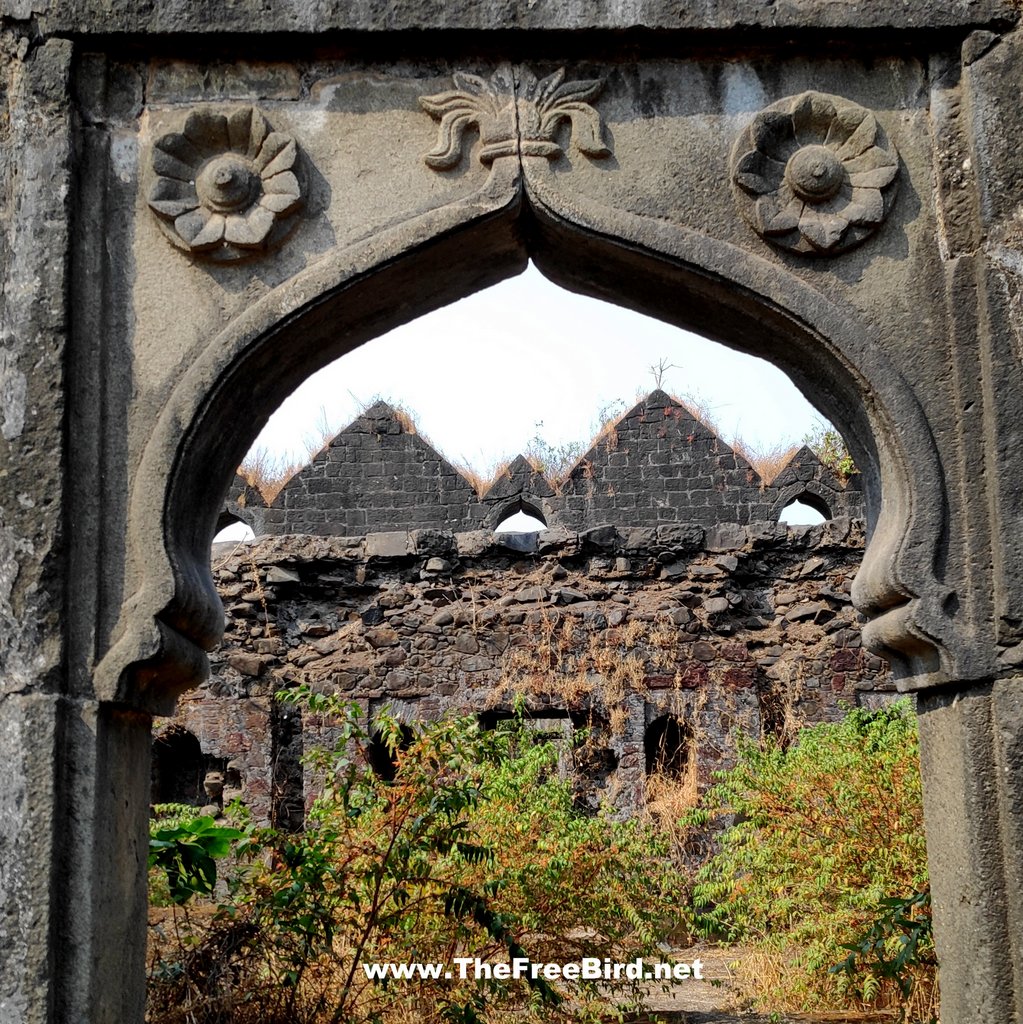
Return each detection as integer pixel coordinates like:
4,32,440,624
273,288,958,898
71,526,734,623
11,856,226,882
644,758,702,866
726,943,937,1022
732,440,801,486
391,403,419,436
237,398,438,502
238,447,305,504
452,457,515,497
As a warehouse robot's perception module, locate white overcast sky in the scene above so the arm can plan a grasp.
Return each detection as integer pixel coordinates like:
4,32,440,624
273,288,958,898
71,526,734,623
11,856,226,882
248,261,826,473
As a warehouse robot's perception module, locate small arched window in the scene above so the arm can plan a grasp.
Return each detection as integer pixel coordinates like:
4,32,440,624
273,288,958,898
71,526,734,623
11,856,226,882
494,500,548,534
778,491,831,525
213,515,256,543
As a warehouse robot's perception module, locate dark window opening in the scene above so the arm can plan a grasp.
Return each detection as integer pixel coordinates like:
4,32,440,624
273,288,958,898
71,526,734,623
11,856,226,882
151,727,204,807
645,715,691,777
366,724,415,781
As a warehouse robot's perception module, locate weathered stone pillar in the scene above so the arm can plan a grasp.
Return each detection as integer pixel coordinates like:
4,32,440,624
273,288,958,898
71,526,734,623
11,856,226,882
917,681,1023,1022
54,704,151,1024
0,34,72,1024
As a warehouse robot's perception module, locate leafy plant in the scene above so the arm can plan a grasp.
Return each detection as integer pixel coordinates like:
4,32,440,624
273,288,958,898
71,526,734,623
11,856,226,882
147,689,680,1023
686,702,935,1018
524,421,586,479
149,814,246,905
831,889,937,1022
803,420,856,481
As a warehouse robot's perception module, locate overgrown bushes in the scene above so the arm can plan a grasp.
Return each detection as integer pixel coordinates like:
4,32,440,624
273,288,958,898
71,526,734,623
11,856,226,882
147,688,683,1024
686,701,936,1021
148,698,935,1022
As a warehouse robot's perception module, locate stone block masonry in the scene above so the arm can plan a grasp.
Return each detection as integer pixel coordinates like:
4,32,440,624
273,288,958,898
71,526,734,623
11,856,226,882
234,390,864,537
8,16,1023,1019
168,517,893,825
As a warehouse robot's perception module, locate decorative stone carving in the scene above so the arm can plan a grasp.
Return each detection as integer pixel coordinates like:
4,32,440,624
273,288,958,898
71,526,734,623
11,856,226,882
731,91,899,256
419,65,610,170
200,769,225,817
148,106,304,261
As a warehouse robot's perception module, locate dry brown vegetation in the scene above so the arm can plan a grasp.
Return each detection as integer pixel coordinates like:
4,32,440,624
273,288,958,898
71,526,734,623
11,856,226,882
450,457,515,498
733,440,801,486
668,389,801,486
238,447,305,504
489,610,654,735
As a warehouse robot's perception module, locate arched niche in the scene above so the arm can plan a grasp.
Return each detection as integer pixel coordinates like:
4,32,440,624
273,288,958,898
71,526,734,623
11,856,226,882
491,498,549,533
777,486,834,523
99,157,955,713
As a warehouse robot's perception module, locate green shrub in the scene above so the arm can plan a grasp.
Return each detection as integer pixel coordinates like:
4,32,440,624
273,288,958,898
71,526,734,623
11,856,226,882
687,701,936,1020
803,421,856,480
147,689,682,1024
149,811,246,906
831,889,936,1021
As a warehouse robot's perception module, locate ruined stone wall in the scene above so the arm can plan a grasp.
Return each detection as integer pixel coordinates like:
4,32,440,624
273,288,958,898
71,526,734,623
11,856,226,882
230,390,865,537
552,390,773,527
170,516,893,825
262,400,480,536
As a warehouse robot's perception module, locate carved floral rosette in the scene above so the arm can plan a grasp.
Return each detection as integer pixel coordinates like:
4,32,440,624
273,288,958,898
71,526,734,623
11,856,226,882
730,91,900,256
148,106,304,262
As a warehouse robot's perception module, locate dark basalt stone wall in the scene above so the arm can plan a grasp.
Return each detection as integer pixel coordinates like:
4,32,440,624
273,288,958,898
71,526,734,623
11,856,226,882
243,390,864,537
172,517,893,826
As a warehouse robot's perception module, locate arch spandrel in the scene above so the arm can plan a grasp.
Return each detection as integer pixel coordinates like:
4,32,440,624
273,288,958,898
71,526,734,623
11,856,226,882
100,154,527,712
102,57,993,711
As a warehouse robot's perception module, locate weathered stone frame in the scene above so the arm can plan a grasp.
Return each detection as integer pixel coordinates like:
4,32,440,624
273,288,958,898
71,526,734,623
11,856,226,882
3,6,1023,1023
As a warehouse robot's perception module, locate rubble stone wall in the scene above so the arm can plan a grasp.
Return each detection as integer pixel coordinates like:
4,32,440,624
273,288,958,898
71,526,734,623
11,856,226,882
169,517,894,825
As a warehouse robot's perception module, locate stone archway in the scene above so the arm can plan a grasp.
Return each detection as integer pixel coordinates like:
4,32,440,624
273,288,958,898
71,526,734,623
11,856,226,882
5,16,1023,1023
100,137,963,1024
106,168,953,705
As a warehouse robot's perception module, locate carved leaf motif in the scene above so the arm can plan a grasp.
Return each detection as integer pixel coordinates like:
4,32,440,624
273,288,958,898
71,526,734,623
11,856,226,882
734,150,786,196
544,77,605,111
423,109,482,170
418,81,497,170
190,213,226,249
452,71,490,97
420,65,611,170
418,90,483,117
532,67,565,107
848,163,898,189
540,103,610,157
